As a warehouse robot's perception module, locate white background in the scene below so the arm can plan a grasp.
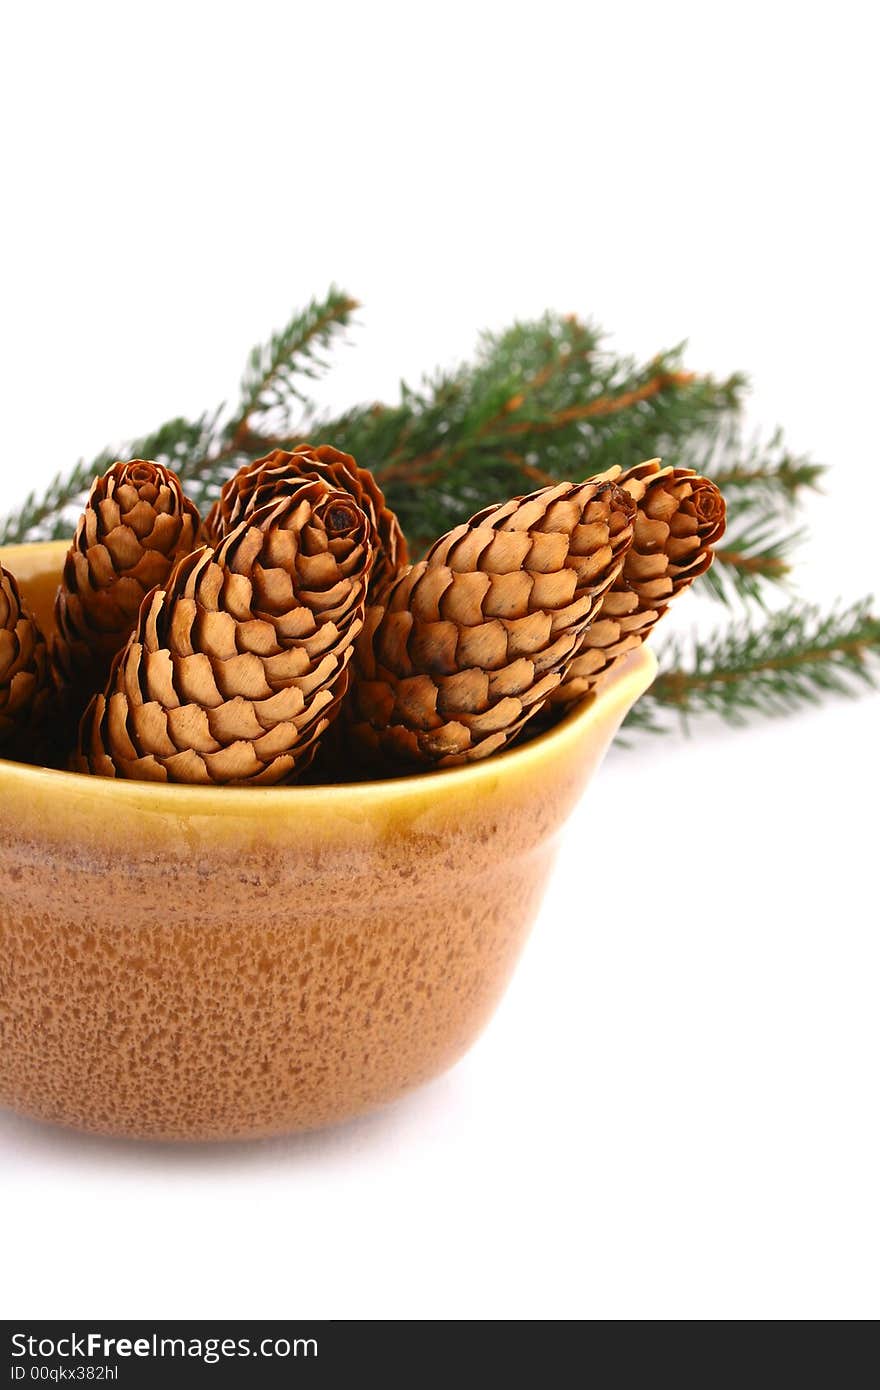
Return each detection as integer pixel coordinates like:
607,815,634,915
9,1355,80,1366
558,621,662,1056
1,2,877,1320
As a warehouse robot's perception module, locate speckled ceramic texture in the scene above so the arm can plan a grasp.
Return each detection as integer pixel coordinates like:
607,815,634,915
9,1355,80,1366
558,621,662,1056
0,541,656,1141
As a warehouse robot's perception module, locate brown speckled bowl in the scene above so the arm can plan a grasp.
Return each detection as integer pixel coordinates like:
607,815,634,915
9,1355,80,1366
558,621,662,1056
0,541,656,1141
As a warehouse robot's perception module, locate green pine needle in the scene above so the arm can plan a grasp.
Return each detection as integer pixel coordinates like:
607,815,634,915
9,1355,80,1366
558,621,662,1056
627,601,880,730
303,320,746,552
710,428,825,514
231,286,359,439
705,524,802,606
0,289,876,739
0,413,221,546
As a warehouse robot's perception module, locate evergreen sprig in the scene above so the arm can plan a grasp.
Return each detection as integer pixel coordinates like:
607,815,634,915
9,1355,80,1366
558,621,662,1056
687,424,824,512
230,286,359,440
627,602,880,730
310,319,747,551
707,524,802,606
0,413,222,546
1,288,876,733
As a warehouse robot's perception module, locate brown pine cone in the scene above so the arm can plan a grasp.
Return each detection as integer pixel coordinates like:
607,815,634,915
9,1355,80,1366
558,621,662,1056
1,562,50,758
75,482,375,785
347,478,636,768
53,460,201,707
546,459,726,706
204,445,407,594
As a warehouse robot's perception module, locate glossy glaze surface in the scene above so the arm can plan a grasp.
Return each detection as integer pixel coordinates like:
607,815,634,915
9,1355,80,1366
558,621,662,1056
0,541,655,1140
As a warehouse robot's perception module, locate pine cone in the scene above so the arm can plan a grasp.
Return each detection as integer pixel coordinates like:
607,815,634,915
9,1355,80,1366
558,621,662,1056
1,562,50,757
53,460,201,706
547,459,726,706
347,478,636,768
204,445,408,594
75,482,374,785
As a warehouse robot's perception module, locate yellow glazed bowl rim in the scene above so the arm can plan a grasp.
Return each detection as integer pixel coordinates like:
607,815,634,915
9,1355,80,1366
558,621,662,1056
0,539,657,818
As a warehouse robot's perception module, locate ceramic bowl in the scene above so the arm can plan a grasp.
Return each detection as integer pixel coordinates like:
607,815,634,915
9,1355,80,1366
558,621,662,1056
0,541,656,1141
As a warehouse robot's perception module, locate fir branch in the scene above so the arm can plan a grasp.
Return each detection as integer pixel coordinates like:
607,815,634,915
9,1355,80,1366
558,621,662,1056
0,289,358,542
627,601,880,729
227,286,359,444
288,319,746,551
713,453,824,508
686,425,824,515
2,294,876,741
132,412,221,479
703,524,802,606
0,454,106,547
0,414,221,545
674,426,822,607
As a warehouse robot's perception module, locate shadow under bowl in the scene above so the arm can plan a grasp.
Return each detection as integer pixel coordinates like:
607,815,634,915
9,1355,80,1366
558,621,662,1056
0,541,656,1141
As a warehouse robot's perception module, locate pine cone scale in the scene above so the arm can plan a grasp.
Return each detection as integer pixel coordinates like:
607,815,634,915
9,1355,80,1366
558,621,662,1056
53,460,201,721
205,445,407,596
348,477,636,768
1,563,50,757
546,459,726,706
76,481,374,784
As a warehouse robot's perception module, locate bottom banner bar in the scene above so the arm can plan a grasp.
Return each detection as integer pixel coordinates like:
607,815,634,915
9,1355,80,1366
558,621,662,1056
2,1320,554,1384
